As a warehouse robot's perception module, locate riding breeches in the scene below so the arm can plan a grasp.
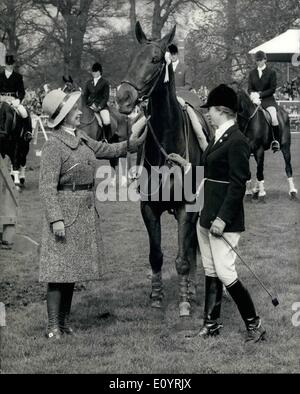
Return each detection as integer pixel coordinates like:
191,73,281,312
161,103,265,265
266,106,279,126
100,109,110,125
197,221,240,287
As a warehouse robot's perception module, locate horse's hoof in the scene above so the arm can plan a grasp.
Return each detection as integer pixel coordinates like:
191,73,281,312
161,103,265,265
15,185,22,192
258,195,266,203
252,192,259,200
290,191,297,200
1,241,13,250
245,194,253,202
20,178,25,186
179,301,191,317
151,299,162,309
188,285,197,302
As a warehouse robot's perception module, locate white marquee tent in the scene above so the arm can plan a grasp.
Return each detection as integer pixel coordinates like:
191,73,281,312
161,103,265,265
249,29,300,80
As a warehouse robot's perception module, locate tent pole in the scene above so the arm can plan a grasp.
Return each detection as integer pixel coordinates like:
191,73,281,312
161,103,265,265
287,63,290,82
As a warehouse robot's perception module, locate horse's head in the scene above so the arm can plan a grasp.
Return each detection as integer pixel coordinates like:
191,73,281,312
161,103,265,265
116,21,176,114
62,75,78,93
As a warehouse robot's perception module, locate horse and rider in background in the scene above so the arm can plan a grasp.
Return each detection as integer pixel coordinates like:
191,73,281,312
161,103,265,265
0,55,32,189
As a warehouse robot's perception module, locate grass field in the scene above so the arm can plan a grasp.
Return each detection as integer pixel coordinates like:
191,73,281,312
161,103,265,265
0,133,300,374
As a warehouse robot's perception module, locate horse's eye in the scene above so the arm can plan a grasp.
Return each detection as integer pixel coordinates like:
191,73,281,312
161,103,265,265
152,56,160,64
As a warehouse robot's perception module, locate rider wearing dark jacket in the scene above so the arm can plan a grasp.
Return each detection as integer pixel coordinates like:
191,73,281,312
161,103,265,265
83,62,111,138
0,55,25,101
248,51,280,152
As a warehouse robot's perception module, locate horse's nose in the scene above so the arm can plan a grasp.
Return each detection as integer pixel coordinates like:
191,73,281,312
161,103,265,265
116,84,138,114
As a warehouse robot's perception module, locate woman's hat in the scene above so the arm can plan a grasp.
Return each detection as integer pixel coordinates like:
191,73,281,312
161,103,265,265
255,51,267,61
42,89,81,128
201,84,238,113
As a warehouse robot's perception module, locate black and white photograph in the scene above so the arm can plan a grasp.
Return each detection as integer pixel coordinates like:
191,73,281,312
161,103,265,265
0,0,299,377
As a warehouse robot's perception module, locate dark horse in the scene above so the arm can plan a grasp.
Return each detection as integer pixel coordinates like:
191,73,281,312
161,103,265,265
237,90,297,200
116,22,211,316
0,102,32,189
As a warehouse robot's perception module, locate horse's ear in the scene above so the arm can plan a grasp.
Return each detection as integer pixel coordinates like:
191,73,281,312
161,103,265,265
62,76,67,83
160,25,176,49
135,21,147,44
69,75,73,83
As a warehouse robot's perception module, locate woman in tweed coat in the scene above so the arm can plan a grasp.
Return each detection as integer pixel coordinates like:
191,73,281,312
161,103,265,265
39,89,146,339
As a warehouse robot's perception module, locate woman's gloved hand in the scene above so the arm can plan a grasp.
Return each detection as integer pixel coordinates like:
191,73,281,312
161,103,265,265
52,220,65,240
128,116,149,153
167,153,189,168
210,217,226,237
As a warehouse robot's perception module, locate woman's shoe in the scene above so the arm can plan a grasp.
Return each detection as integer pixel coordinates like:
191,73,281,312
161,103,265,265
45,327,61,340
185,321,223,339
245,317,266,343
60,315,76,336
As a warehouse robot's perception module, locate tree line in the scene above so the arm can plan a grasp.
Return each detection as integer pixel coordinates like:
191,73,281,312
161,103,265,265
0,0,299,90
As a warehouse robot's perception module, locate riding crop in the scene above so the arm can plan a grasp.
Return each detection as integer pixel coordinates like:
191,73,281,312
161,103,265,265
221,234,279,307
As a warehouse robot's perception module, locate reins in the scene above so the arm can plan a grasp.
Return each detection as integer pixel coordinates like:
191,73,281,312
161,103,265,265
239,104,260,134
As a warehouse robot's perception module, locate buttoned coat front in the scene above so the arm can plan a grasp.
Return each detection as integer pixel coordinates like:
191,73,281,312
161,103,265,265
200,125,251,232
0,70,26,101
248,66,278,109
83,77,110,110
39,128,127,283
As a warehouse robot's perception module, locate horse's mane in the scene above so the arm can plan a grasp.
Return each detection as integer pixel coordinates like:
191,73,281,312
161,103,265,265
237,89,255,117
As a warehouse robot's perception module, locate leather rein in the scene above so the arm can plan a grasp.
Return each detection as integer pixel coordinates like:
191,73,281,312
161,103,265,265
239,103,260,134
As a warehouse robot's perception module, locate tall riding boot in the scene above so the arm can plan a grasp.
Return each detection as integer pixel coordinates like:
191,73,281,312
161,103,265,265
46,283,62,339
59,283,75,335
271,125,280,152
103,123,112,141
197,276,223,337
226,279,266,342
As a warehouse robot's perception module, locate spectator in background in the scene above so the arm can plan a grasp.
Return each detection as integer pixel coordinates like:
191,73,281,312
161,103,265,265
83,62,112,138
168,44,194,91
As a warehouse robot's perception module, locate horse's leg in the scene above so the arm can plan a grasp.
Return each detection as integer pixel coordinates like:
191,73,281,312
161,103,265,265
18,138,30,186
175,206,198,316
245,178,253,201
11,132,22,191
141,202,164,308
253,147,266,202
281,142,298,199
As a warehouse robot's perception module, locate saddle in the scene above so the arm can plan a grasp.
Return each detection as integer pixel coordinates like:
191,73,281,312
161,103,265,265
176,96,212,143
259,106,272,126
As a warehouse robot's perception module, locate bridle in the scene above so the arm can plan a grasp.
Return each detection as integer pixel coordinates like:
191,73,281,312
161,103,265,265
120,41,190,190
238,100,260,134
121,42,166,103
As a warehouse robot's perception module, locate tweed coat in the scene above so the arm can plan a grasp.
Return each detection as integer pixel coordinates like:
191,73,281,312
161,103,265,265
83,77,110,110
200,124,251,232
39,128,127,283
0,70,25,101
248,66,278,109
